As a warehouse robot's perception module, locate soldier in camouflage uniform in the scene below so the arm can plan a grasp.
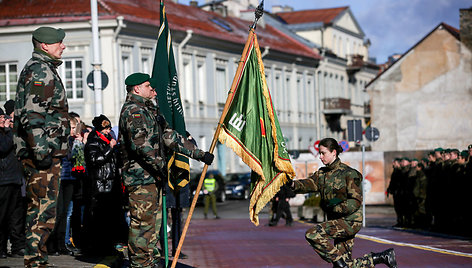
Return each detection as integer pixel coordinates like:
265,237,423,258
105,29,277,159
291,138,397,268
13,27,70,268
118,73,214,268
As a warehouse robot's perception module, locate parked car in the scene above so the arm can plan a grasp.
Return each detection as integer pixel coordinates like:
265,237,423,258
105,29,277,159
225,172,251,200
189,170,226,203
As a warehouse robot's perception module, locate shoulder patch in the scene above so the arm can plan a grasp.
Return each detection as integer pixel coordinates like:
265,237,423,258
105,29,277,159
132,113,142,118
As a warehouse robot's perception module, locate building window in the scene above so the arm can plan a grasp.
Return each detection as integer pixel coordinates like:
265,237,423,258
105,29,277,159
59,58,84,100
0,62,18,101
215,67,227,104
142,57,150,74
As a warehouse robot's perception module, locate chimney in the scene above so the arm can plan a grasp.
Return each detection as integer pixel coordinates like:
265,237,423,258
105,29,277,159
272,5,283,13
460,7,472,51
189,0,198,7
272,5,294,13
283,5,294,12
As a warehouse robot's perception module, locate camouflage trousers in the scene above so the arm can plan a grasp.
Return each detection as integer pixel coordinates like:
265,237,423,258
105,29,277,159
127,183,162,268
305,218,374,268
22,158,61,268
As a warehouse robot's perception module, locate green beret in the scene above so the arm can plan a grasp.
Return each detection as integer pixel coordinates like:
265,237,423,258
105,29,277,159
445,148,451,153
460,150,468,158
125,73,150,86
411,158,418,162
401,157,410,161
450,149,460,154
434,147,444,152
33,27,65,44
421,157,428,162
149,77,158,89
394,157,401,162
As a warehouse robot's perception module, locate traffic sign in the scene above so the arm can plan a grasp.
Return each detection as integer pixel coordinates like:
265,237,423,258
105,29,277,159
308,145,318,156
87,70,109,90
347,120,363,142
314,140,320,152
365,127,380,142
339,140,349,152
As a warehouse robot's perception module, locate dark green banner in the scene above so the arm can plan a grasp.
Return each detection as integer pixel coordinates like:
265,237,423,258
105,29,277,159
152,2,190,190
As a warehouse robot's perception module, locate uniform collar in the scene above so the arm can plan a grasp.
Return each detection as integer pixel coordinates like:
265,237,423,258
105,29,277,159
325,157,341,170
127,93,157,108
33,48,63,67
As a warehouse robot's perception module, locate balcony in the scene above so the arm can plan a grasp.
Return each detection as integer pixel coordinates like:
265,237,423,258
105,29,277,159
322,98,351,115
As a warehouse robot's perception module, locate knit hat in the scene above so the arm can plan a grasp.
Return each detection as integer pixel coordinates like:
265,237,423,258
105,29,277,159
4,100,14,115
92,114,111,131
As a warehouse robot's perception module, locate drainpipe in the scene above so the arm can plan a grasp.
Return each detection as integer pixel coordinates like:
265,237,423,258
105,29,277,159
113,16,124,39
177,29,193,102
261,46,270,58
315,51,327,140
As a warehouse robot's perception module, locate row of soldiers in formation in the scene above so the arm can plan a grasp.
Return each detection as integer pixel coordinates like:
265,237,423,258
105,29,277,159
387,146,472,236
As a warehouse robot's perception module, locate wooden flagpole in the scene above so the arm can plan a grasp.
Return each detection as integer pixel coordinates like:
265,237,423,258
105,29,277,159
170,2,264,267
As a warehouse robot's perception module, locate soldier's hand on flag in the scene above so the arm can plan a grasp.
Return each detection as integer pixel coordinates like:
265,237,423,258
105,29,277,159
201,152,214,165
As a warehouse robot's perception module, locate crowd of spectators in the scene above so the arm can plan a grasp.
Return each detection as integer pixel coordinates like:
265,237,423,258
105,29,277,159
0,109,131,260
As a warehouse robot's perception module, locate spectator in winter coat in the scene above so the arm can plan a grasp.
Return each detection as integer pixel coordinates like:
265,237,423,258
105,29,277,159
0,107,26,258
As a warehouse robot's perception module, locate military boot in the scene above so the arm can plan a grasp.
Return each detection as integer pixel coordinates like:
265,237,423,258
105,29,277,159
332,258,348,268
372,248,397,268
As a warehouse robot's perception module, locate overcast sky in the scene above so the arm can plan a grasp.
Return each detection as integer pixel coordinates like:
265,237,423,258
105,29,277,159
182,0,470,63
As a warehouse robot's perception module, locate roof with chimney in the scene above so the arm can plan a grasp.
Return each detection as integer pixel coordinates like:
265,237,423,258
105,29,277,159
0,0,320,60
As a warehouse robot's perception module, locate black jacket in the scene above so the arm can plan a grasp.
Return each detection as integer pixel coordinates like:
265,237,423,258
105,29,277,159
84,131,119,183
0,127,23,185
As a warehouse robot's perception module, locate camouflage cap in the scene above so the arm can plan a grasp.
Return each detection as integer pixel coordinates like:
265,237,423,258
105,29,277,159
33,26,65,44
125,73,150,86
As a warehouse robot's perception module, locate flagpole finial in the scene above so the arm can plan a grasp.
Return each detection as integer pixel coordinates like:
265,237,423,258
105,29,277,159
250,0,264,30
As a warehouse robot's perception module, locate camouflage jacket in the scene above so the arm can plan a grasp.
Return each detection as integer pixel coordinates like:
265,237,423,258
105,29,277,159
292,158,363,222
118,93,205,187
13,49,70,162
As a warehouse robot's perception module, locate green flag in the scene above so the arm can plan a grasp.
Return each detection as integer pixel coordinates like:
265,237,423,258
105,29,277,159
218,32,295,226
152,1,189,190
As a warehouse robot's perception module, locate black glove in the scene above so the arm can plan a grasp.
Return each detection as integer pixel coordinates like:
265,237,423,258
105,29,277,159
35,155,53,170
201,152,214,165
155,115,167,128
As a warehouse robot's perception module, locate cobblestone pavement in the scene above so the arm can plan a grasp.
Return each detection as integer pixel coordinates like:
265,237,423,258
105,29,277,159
1,205,471,267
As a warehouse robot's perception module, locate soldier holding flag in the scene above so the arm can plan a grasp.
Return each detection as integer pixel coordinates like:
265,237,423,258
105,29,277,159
118,73,214,268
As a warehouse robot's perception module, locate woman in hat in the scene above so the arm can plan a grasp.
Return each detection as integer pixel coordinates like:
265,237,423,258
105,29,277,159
82,115,127,256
